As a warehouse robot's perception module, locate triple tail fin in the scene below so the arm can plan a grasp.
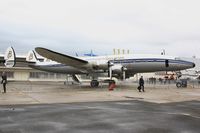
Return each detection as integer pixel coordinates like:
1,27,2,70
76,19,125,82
4,47,16,67
26,50,38,63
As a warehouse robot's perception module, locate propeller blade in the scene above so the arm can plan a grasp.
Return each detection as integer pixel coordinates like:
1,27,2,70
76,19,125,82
109,67,112,79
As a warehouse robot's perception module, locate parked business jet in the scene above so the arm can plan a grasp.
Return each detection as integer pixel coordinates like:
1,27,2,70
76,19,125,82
4,47,195,87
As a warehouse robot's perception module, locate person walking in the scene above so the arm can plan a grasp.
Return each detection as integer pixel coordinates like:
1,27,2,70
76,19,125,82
139,76,145,92
1,72,7,93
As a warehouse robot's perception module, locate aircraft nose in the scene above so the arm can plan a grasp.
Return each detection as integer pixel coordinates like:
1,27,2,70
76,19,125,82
182,61,195,69
192,63,196,68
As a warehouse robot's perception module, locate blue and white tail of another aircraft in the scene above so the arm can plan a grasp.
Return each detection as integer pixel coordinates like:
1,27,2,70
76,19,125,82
4,47,195,87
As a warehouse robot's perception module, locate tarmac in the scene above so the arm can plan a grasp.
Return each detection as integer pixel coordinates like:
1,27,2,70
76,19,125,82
0,81,199,133
0,81,200,105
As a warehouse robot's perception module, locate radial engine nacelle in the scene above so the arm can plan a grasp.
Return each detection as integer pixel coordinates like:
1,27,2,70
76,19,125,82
108,64,127,80
110,64,125,74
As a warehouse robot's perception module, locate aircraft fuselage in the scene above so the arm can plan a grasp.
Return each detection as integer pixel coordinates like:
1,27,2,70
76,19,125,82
29,54,195,75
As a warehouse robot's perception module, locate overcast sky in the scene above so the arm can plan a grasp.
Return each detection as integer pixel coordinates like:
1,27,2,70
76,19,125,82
0,0,200,57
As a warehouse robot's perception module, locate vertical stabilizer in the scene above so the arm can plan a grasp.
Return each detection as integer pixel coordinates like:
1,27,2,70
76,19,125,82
4,47,16,67
26,50,38,63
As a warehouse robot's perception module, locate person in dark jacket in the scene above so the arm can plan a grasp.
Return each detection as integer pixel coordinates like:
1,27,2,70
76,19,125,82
139,76,145,92
1,72,7,93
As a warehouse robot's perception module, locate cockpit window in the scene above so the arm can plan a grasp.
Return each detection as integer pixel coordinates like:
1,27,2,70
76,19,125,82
165,60,169,67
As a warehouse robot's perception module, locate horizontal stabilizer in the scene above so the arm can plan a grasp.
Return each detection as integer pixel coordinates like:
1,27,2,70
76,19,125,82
35,47,88,67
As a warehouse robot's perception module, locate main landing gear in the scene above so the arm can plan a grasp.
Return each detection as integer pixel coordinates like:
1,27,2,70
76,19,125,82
90,80,99,87
90,79,117,88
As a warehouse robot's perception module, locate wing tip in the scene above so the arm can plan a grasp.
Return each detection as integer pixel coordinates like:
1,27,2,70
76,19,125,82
35,47,44,51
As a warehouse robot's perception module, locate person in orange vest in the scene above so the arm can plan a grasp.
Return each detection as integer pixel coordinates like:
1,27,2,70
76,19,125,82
109,81,116,91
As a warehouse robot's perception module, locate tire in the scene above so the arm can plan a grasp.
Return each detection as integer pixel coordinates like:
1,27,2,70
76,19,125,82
95,81,99,87
90,80,99,87
176,82,182,88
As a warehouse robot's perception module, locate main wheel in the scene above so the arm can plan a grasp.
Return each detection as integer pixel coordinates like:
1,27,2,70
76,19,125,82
176,82,182,88
90,80,99,87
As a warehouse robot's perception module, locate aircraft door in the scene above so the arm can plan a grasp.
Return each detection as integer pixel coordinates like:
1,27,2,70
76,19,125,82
165,60,169,67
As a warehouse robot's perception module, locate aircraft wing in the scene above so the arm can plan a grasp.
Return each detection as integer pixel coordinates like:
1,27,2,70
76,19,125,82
35,47,88,67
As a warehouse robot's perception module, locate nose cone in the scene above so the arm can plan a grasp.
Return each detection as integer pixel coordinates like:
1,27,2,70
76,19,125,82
192,63,196,68
186,62,195,69
178,60,196,70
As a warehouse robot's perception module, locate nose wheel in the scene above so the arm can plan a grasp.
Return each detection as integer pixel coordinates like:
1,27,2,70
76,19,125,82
90,80,99,87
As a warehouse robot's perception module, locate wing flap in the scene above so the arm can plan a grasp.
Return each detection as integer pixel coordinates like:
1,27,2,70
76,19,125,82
35,47,88,67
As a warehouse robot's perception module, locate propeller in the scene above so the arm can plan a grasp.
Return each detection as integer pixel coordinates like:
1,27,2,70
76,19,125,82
108,61,114,79
122,66,127,80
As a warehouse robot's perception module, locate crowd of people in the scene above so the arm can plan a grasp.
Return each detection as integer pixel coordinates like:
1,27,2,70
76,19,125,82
148,74,177,84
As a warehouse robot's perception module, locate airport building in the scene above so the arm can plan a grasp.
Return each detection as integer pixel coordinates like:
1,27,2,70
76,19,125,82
0,55,67,81
0,66,67,81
